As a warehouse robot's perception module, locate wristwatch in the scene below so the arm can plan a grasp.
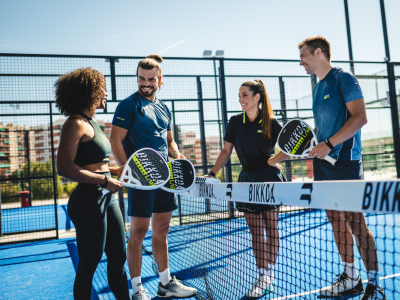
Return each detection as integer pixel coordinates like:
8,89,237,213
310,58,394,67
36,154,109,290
207,171,216,178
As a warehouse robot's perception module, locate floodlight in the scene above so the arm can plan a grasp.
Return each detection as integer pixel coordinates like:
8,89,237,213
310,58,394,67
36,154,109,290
215,50,224,57
203,50,212,57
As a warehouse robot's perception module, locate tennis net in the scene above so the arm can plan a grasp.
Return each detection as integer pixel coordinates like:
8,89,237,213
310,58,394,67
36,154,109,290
124,180,400,299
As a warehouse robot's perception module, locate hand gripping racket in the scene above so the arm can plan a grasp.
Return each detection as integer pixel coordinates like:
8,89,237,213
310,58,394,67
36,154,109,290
102,148,170,195
161,159,221,193
277,119,336,165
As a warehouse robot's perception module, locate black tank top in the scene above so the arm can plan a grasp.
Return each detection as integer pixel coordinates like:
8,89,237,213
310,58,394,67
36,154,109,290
74,112,111,167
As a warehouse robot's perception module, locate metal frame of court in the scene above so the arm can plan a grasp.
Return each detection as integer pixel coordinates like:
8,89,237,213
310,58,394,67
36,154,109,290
0,53,399,245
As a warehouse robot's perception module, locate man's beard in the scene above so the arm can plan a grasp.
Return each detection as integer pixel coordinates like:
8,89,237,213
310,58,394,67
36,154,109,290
139,86,157,97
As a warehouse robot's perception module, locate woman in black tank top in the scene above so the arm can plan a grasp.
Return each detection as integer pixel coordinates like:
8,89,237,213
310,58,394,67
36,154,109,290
55,68,129,300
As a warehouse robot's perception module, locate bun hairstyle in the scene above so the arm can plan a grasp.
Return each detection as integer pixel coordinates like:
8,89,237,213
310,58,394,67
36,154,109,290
241,79,275,139
136,54,164,88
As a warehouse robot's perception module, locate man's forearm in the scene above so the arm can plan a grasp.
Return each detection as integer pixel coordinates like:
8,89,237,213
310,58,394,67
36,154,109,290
110,139,128,167
168,140,179,157
330,115,367,147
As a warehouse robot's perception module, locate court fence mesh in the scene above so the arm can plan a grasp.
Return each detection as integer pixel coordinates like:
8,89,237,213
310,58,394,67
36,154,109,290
0,53,400,297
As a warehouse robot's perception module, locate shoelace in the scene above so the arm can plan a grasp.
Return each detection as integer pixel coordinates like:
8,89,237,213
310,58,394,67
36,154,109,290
171,276,195,291
332,273,349,286
137,289,150,299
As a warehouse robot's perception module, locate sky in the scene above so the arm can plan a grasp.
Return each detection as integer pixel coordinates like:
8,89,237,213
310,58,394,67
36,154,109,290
0,0,399,62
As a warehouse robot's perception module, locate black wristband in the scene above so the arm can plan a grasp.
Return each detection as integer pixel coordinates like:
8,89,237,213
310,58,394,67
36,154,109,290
100,175,109,188
208,171,216,178
325,138,334,150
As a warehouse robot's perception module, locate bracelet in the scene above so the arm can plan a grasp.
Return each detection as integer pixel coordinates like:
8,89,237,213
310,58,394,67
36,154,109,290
100,175,109,188
208,171,216,178
325,138,334,150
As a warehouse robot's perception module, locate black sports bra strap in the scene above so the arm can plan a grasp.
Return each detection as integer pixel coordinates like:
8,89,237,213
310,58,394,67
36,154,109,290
78,112,92,120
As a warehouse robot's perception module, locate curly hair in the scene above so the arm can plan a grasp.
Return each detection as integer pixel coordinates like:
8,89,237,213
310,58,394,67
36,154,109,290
55,67,106,116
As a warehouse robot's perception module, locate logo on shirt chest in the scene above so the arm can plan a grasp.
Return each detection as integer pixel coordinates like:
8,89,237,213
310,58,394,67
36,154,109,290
323,94,330,99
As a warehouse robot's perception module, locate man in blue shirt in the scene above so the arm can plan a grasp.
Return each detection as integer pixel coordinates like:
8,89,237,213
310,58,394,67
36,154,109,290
299,36,385,300
110,55,197,300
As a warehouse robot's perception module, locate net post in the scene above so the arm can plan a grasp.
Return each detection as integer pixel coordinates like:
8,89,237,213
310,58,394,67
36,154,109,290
49,103,59,239
279,77,292,181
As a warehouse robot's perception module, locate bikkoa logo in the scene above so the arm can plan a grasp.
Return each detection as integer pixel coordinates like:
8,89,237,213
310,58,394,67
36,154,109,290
134,153,164,185
169,161,185,190
283,122,309,154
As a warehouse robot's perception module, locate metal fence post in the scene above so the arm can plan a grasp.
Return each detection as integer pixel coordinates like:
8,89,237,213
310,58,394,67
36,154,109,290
218,59,232,182
387,62,400,178
279,77,292,181
197,76,211,214
380,0,400,178
109,57,118,110
25,131,32,206
218,58,234,217
49,104,59,238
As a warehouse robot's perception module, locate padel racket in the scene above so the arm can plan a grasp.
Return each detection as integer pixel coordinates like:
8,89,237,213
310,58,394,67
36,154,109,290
277,119,336,165
161,159,221,193
102,148,170,195
161,159,196,193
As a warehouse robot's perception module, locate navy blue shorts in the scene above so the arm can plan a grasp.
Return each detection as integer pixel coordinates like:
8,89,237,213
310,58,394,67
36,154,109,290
313,158,363,181
127,188,177,218
236,166,285,215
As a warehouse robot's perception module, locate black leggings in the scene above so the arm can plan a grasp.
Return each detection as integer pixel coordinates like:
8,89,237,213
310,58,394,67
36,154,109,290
68,177,129,300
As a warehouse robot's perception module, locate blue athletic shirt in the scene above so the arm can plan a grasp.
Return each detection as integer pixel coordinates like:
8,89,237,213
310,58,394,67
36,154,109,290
313,67,364,161
112,91,172,161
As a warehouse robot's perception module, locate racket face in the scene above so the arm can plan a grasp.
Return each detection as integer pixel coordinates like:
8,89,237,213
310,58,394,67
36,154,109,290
122,148,170,189
277,119,314,156
162,159,196,193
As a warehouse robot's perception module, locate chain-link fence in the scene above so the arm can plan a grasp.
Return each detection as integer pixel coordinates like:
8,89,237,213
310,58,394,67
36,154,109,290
0,54,399,244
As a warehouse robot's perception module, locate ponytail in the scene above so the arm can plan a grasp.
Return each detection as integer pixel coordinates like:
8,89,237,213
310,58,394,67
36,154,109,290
241,79,275,139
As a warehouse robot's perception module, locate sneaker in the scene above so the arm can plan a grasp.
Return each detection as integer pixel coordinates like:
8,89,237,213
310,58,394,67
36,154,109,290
245,275,275,298
132,289,150,300
157,276,197,298
361,283,386,300
319,273,364,297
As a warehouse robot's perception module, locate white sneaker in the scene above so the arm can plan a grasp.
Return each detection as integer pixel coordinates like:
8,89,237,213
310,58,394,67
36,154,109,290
157,276,197,297
319,273,364,297
132,289,150,300
361,283,386,300
245,275,275,298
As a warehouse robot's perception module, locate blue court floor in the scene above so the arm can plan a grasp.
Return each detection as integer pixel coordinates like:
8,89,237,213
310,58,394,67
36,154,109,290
0,207,399,299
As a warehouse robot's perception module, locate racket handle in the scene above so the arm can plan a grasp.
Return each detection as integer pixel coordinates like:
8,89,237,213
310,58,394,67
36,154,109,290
324,155,337,165
102,189,111,195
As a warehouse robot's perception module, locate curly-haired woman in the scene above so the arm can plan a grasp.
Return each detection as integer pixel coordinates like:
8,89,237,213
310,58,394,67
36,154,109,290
56,67,129,300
